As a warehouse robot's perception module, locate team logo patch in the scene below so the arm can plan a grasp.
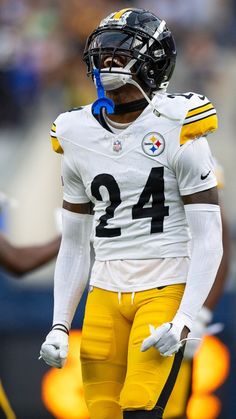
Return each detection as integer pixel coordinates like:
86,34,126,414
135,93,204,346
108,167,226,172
100,9,133,26
142,132,165,157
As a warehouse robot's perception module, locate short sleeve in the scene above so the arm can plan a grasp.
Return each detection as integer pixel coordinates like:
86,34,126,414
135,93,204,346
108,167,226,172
174,137,217,196
62,155,90,204
180,95,218,145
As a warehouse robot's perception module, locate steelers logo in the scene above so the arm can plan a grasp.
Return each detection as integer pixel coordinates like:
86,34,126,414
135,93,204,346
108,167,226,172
142,132,165,157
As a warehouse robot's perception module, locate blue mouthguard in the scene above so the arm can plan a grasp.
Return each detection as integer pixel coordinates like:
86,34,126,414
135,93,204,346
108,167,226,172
92,69,115,115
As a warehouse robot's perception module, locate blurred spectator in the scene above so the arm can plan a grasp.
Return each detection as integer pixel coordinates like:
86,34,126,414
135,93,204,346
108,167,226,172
0,0,234,127
0,0,127,126
173,31,223,96
134,0,231,31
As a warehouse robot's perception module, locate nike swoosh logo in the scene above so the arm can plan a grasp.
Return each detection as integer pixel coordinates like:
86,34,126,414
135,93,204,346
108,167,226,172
201,170,211,180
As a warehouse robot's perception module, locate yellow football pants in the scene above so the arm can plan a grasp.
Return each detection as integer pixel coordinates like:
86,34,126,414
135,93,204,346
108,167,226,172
80,284,185,419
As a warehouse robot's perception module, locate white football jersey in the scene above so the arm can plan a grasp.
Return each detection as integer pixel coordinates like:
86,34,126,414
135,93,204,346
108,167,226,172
50,91,218,261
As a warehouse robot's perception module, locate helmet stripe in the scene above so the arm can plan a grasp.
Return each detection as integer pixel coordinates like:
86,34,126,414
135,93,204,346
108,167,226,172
125,20,166,72
113,8,134,20
154,20,166,37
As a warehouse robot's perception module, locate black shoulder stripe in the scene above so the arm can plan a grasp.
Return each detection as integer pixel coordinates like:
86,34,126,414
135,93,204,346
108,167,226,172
68,106,83,112
185,106,214,120
183,112,216,126
188,101,211,112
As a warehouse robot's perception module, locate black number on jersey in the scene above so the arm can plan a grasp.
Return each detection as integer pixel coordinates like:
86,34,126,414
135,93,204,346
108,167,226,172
167,93,206,100
91,168,169,237
91,174,121,237
132,167,169,233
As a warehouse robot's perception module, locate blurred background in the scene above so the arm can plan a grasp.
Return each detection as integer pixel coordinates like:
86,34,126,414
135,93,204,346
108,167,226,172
0,0,236,418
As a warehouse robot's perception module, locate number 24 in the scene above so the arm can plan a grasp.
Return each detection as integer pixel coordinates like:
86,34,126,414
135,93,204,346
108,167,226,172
91,167,169,238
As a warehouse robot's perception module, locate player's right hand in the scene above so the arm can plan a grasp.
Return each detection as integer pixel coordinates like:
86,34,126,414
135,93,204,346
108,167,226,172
39,329,69,368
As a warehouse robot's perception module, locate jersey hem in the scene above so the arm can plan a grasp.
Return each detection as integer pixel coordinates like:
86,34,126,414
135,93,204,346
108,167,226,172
89,278,187,293
94,251,191,261
63,193,90,204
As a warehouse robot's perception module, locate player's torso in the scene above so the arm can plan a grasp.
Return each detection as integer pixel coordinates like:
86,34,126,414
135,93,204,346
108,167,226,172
62,96,190,260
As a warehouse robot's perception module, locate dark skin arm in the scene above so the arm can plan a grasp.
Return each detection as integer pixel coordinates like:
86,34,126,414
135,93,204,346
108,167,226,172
0,234,61,276
63,200,92,214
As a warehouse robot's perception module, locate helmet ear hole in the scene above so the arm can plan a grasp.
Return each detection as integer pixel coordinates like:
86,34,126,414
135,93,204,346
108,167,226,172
138,63,156,89
148,69,155,77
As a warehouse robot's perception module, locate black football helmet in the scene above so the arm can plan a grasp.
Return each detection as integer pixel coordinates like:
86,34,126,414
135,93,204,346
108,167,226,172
83,8,177,91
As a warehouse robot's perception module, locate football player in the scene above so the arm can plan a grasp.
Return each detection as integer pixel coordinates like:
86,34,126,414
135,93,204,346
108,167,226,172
40,8,223,419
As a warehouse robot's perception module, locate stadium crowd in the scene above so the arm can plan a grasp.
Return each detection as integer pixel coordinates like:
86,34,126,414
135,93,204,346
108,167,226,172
0,0,235,126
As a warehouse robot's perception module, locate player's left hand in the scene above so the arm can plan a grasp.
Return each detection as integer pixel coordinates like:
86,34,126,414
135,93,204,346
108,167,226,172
141,322,189,357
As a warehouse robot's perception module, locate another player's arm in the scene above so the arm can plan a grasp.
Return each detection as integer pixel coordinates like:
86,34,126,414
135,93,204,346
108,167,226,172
0,234,61,276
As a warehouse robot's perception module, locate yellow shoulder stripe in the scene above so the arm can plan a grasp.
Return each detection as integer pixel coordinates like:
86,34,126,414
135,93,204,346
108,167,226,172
180,114,218,145
113,8,133,20
51,136,63,154
51,123,56,133
187,102,214,118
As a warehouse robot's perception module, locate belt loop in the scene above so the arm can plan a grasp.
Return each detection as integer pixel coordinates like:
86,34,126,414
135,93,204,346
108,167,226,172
118,292,122,305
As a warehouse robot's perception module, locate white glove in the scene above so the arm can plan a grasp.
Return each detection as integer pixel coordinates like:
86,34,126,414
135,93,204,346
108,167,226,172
141,316,188,357
39,328,69,368
184,306,213,360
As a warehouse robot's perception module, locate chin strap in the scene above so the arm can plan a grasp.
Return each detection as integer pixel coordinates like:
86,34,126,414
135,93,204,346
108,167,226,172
114,98,148,114
126,78,181,122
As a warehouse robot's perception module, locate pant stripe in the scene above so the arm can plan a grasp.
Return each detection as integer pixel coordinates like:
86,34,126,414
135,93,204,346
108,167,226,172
156,346,185,412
